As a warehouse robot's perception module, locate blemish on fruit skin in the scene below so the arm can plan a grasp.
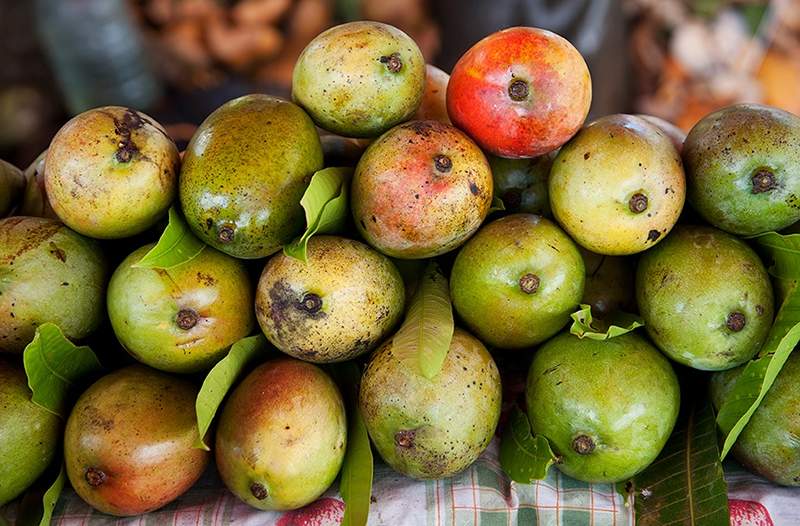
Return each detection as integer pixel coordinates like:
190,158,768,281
647,230,661,242
571,435,595,455
85,467,107,487
250,482,268,500
395,429,416,448
469,181,480,196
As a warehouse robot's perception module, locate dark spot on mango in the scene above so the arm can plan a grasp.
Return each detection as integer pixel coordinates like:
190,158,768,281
176,309,199,330
395,429,416,448
647,230,661,242
250,482,268,500
571,434,595,455
469,181,480,196
85,467,107,487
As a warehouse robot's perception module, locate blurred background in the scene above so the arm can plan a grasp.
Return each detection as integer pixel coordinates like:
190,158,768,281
1,0,798,168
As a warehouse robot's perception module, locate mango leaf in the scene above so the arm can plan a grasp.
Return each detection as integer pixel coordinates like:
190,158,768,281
284,167,353,262
22,323,103,417
16,462,65,526
489,195,505,213
134,206,205,269
391,262,454,379
569,304,644,340
632,396,728,525
194,334,271,450
499,406,557,482
716,232,800,459
329,362,373,526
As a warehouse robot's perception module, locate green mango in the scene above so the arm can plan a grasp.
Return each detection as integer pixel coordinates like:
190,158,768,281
293,21,425,138
489,151,555,216
0,360,61,505
64,365,209,516
216,359,346,510
450,214,584,349
526,332,680,483
256,236,405,363
359,328,502,479
0,217,107,353
180,95,323,259
579,248,636,317
684,103,800,236
0,159,25,217
107,244,255,373
637,225,774,371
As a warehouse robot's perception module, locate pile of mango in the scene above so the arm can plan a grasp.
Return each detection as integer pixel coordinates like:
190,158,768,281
2,20,800,520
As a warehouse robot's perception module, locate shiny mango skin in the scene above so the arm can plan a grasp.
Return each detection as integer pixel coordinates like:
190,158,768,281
549,114,686,255
292,21,425,138
413,64,450,124
45,106,180,239
0,217,107,353
579,248,636,317
19,150,58,219
359,328,501,479
0,159,25,217
180,94,323,259
447,27,591,158
215,359,346,510
255,236,404,363
526,332,680,483
450,214,584,349
352,120,492,259
64,365,209,516
636,115,686,153
683,103,800,236
489,151,555,216
711,354,800,485
0,360,61,505
636,225,773,371
107,244,255,374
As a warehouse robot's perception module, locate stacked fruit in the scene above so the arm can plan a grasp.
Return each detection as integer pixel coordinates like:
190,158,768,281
1,19,800,522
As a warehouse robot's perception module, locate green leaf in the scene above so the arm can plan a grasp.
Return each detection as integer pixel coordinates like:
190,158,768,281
489,195,505,213
194,334,270,450
134,207,206,269
569,304,644,340
330,362,373,526
632,396,729,526
391,262,454,379
499,406,557,482
284,167,353,262
716,232,800,459
16,462,65,526
22,323,103,417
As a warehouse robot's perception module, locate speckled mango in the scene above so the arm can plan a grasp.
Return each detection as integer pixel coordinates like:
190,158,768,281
352,120,492,259
0,217,107,353
359,328,502,479
215,359,346,510
292,21,425,138
549,114,686,255
45,106,180,239
489,151,555,216
526,332,680,483
0,159,24,217
683,103,800,236
180,94,323,259
255,236,404,363
450,214,584,349
711,353,800,486
64,365,209,516
0,360,61,505
107,244,255,374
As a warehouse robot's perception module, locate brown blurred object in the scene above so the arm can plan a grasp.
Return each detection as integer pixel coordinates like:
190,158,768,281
361,0,441,61
627,0,800,130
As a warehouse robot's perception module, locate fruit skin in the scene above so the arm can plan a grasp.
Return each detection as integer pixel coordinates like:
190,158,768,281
0,217,107,353
64,365,209,516
352,120,492,259
216,359,346,510
45,106,180,239
450,214,584,349
526,332,680,483
711,354,800,486
107,244,255,373
683,103,800,236
255,236,404,363
19,150,58,219
413,64,450,124
180,94,323,259
292,21,425,138
579,248,636,317
360,328,502,479
637,225,773,371
636,115,686,153
447,27,591,158
0,360,61,505
0,159,25,217
549,114,686,255
489,151,555,216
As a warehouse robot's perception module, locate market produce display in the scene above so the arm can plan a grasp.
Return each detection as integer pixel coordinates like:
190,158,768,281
2,20,800,526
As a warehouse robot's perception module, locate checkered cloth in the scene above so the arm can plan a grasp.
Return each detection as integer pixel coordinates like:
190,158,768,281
5,437,792,526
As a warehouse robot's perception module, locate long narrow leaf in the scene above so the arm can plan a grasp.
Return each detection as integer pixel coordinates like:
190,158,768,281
16,461,65,526
22,323,102,417
499,406,557,482
391,262,454,379
134,207,205,269
569,304,644,340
